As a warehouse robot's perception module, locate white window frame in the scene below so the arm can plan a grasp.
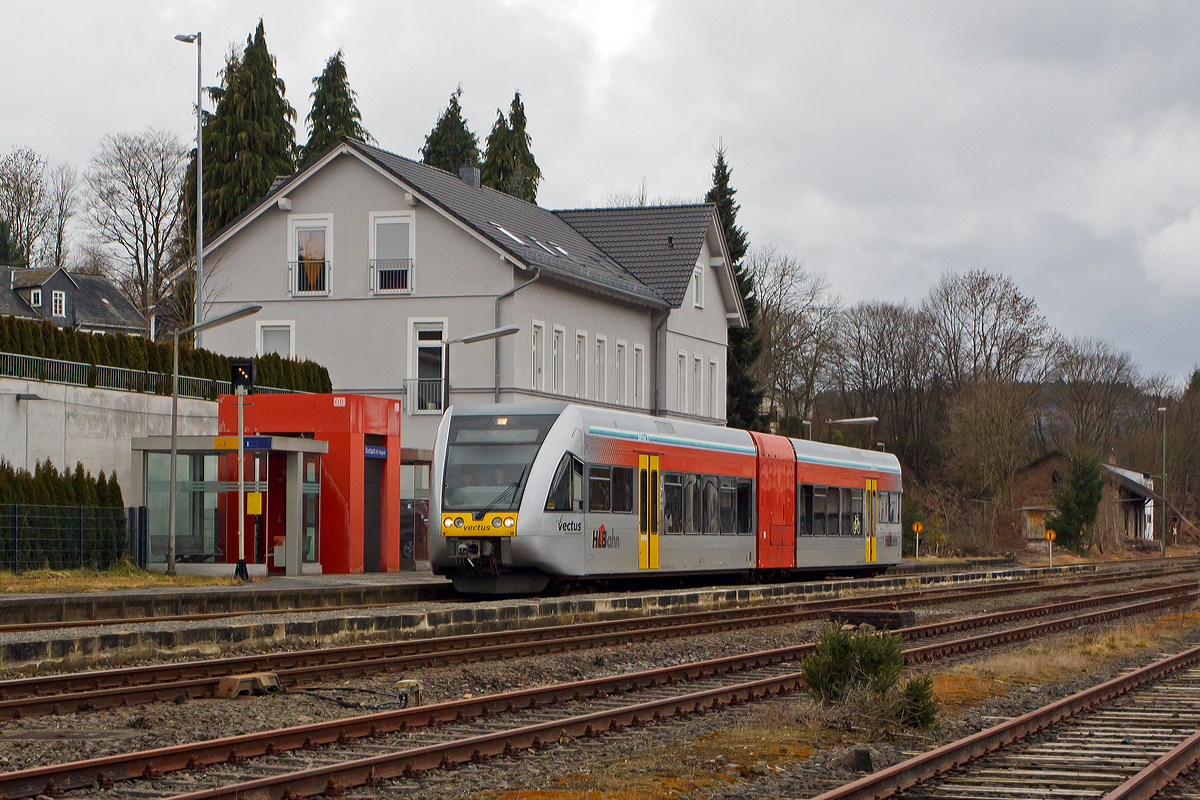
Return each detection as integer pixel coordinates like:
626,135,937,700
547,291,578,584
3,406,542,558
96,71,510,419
693,355,702,416
615,340,627,406
407,316,448,415
552,326,565,395
575,331,588,399
256,320,296,358
288,213,333,296
709,359,718,418
368,210,416,295
692,266,704,309
51,290,65,317
531,320,545,391
677,352,687,413
594,335,607,403
633,344,645,409
29,289,41,308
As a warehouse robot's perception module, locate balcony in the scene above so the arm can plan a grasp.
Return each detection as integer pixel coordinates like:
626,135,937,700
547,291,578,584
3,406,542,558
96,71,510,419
369,259,414,294
288,260,331,296
404,377,444,415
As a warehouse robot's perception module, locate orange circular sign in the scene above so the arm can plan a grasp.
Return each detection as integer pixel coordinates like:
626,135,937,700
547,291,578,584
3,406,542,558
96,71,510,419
912,521,924,534
1045,529,1056,542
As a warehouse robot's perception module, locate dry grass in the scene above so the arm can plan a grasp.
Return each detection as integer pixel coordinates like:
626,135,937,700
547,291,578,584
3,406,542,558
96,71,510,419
931,610,1200,715
0,564,246,593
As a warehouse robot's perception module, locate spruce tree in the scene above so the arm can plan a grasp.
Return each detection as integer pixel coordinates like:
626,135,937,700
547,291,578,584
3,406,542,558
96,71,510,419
480,92,542,202
1047,452,1104,551
705,144,763,431
420,86,480,174
182,20,296,245
301,49,371,167
0,218,15,265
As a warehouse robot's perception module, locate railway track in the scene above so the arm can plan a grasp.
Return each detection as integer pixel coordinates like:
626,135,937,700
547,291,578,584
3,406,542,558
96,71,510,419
808,642,1200,800
4,584,1196,799
1,557,1193,636
0,570,1194,722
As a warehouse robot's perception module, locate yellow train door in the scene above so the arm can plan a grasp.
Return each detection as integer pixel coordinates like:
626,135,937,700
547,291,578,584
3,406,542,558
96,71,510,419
865,479,877,563
638,454,660,570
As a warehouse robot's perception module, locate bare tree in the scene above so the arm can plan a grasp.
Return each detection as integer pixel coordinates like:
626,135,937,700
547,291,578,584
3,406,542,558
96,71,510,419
84,128,186,318
39,163,78,269
923,269,1051,391
1048,336,1139,453
747,246,840,431
0,146,52,266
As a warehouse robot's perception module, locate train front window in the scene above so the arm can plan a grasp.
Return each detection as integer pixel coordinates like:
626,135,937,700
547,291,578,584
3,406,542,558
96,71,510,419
442,414,559,512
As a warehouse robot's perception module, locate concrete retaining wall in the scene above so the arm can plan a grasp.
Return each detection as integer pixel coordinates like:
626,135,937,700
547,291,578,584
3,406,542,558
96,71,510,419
0,376,217,493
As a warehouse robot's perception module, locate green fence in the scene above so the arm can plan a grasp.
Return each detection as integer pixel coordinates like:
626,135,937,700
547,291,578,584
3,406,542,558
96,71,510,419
0,504,127,572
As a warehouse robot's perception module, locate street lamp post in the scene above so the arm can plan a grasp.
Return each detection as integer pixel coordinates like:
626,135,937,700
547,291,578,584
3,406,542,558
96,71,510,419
166,305,261,576
441,325,521,410
1159,406,1167,549
174,31,204,348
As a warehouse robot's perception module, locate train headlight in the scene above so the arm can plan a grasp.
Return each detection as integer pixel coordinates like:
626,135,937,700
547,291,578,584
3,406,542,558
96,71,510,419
443,518,453,529
454,517,464,528
504,517,515,528
491,517,503,528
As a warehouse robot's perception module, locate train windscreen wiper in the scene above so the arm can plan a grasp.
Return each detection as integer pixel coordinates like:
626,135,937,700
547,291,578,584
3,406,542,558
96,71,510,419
473,466,528,521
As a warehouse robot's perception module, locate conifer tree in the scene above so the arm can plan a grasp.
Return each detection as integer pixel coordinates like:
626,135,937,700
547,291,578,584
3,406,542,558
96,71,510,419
0,219,15,265
181,20,295,247
480,92,542,202
420,86,480,174
705,144,763,431
301,49,372,166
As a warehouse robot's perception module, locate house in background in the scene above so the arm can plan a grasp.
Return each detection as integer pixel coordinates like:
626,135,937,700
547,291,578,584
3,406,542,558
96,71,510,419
1012,451,1163,548
198,137,745,569
2,267,148,336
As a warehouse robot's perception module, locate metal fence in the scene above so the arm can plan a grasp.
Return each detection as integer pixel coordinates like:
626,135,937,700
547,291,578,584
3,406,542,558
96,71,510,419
0,504,128,573
1,351,296,400
404,378,444,414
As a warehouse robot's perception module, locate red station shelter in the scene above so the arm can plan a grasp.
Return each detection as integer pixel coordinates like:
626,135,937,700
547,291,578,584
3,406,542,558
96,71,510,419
217,394,402,574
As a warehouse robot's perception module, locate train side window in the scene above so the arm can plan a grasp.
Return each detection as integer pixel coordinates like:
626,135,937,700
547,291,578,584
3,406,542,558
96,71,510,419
682,473,700,533
828,488,842,535
588,466,611,512
839,487,851,536
702,475,720,534
799,484,813,536
719,477,736,534
663,473,683,533
611,467,633,513
545,453,584,512
736,479,753,534
877,490,888,526
891,491,900,524
813,487,826,536
851,488,864,536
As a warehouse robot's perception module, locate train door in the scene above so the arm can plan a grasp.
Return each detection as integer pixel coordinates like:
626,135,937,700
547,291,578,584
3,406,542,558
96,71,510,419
638,454,660,570
864,479,877,563
748,432,796,569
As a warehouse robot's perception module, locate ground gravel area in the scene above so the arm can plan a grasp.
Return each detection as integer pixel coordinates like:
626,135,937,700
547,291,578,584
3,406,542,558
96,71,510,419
0,572,1189,793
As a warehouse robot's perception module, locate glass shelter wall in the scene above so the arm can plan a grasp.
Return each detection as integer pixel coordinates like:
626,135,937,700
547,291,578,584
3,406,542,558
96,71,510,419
146,453,221,563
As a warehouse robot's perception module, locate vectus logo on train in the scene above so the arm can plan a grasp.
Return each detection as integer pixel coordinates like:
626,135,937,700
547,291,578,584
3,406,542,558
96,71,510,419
558,518,582,532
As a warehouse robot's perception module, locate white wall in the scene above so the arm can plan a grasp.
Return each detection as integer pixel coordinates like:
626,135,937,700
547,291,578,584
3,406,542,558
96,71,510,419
0,377,216,500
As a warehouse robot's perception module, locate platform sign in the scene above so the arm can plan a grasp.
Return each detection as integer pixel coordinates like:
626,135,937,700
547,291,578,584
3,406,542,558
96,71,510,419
364,444,387,459
912,521,923,562
912,521,923,534
1046,529,1056,569
246,492,263,515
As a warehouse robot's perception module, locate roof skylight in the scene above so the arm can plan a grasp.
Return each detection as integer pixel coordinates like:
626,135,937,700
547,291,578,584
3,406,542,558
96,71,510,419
490,222,524,245
530,238,555,255
548,241,569,256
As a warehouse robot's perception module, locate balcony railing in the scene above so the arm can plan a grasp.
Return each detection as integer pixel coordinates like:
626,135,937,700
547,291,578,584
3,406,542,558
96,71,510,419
2,351,297,401
404,377,444,415
288,260,331,296
369,259,414,294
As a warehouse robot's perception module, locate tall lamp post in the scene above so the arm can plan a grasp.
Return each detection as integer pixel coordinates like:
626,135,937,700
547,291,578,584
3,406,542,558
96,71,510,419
826,416,880,446
174,31,204,348
166,304,261,576
1159,406,1167,548
441,325,521,410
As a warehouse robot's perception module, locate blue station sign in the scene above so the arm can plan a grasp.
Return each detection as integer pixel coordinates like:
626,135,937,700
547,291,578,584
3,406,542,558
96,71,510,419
364,444,388,459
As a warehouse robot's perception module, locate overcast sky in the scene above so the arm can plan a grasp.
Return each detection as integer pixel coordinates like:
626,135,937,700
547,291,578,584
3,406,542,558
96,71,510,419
3,1,1199,380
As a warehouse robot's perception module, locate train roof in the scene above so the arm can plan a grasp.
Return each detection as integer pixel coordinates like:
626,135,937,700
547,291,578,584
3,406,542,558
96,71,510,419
790,436,901,474
572,404,756,452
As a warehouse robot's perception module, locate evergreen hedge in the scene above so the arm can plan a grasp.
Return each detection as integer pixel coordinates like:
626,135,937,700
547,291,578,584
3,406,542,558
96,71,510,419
0,460,126,571
0,316,332,395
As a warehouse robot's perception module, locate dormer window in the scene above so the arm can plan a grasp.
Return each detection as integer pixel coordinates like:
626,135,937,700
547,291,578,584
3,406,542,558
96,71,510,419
29,289,41,308
52,290,65,317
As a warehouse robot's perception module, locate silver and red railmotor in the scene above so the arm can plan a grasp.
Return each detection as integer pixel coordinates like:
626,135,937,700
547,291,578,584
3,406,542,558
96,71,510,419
430,402,902,594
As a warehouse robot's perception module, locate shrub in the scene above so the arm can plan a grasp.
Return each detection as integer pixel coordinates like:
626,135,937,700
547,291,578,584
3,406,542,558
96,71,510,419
899,674,937,729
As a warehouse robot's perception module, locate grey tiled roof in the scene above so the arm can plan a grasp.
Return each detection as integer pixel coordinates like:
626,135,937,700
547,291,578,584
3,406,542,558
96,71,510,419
10,267,65,289
0,269,38,319
346,141,668,308
554,205,719,307
70,273,148,332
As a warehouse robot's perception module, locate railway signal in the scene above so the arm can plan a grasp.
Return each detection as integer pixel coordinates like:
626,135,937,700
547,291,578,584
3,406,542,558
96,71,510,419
912,521,923,561
1046,528,1056,569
